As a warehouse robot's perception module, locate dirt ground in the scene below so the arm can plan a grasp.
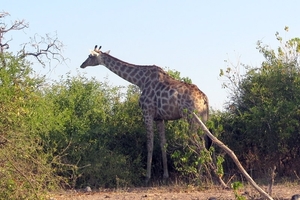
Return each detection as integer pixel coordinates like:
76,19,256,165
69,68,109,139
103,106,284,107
50,184,300,200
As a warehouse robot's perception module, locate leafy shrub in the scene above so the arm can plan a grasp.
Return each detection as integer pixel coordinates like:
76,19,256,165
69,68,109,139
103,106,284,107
219,28,300,178
0,53,59,199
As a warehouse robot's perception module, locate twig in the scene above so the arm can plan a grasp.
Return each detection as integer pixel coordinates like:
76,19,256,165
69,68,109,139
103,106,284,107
208,162,228,189
226,174,236,185
294,171,300,181
5,155,38,199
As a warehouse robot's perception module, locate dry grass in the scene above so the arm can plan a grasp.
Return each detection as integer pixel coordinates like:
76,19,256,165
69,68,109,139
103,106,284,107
50,183,300,200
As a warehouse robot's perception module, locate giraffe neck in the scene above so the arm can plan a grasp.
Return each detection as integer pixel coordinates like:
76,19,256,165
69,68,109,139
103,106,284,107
101,52,156,89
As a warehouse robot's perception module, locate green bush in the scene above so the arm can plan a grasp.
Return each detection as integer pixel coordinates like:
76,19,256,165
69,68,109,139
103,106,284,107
42,76,147,188
0,53,59,199
220,29,300,178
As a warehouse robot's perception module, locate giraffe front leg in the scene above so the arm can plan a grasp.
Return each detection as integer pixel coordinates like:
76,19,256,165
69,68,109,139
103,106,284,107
157,120,169,180
145,116,154,184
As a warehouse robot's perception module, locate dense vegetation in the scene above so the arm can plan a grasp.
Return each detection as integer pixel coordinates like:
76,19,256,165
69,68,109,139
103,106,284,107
218,27,300,180
0,53,59,199
1,13,300,198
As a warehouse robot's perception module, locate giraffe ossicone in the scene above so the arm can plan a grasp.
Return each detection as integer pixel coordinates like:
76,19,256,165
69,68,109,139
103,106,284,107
80,45,211,183
89,45,101,56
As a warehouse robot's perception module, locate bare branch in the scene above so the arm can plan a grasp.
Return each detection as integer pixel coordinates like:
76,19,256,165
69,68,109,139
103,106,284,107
18,33,66,66
0,19,28,34
0,11,66,68
193,113,274,200
0,12,28,53
0,12,10,19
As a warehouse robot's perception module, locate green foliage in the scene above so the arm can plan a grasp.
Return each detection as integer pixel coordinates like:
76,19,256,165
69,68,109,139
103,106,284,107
43,76,146,188
220,27,300,178
216,155,225,178
0,53,59,199
231,181,246,200
165,67,192,83
168,118,213,184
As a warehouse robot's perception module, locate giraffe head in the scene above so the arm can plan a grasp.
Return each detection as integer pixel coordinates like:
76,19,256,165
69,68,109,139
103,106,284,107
80,45,103,68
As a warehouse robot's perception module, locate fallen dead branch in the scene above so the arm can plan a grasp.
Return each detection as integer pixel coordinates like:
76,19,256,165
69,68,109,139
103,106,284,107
193,113,273,200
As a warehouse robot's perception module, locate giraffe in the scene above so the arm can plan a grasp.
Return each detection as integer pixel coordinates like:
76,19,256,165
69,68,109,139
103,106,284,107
80,45,211,183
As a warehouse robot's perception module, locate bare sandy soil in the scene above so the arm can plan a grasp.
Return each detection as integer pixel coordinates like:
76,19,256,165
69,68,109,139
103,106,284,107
50,184,300,200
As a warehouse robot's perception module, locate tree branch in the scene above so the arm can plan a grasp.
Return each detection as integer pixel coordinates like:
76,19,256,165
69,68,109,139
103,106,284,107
18,33,66,66
193,113,274,200
0,11,66,68
0,12,28,54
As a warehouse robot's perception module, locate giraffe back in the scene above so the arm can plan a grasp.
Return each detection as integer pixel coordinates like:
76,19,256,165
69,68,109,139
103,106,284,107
139,70,209,122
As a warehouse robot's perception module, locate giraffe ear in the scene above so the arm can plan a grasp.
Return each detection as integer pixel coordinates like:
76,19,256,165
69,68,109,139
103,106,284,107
105,50,110,54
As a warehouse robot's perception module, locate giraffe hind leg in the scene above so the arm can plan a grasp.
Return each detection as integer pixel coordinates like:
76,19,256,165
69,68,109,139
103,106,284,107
145,116,154,185
157,120,169,180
